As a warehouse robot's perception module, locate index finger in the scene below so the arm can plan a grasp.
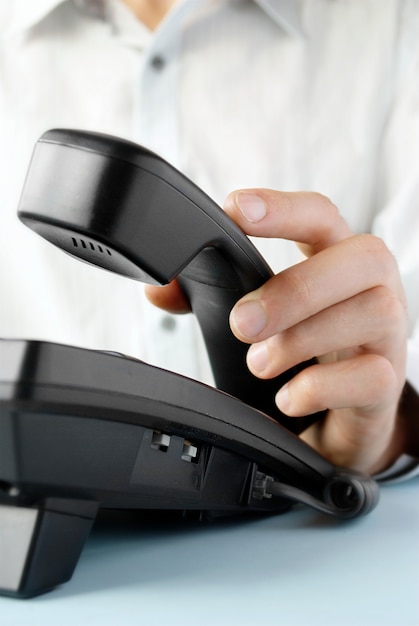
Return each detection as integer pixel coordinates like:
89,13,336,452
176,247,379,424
223,189,353,256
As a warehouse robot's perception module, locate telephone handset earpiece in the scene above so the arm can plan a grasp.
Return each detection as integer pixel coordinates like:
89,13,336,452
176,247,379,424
18,129,323,432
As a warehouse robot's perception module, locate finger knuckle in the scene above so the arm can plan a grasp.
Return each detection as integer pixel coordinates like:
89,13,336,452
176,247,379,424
295,367,325,406
369,286,407,326
277,191,294,215
282,324,312,361
313,192,343,220
281,267,314,309
356,234,397,274
363,354,399,398
317,193,339,216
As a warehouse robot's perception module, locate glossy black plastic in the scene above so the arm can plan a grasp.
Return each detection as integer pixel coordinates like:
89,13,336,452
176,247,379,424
0,340,378,597
18,129,321,431
1,130,379,598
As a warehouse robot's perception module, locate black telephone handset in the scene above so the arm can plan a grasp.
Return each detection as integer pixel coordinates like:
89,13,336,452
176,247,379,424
0,130,379,599
17,129,319,432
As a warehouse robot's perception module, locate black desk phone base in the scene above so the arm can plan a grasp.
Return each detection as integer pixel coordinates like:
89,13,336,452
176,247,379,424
0,130,378,598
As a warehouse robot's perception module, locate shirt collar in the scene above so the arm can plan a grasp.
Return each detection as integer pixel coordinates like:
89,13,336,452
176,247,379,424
6,0,104,35
253,0,304,38
7,0,303,37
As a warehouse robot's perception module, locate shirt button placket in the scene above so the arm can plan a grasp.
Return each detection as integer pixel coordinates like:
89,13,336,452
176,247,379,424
150,55,166,71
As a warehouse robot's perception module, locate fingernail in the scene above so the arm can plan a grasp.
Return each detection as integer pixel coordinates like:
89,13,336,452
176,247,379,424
247,341,269,373
231,300,267,338
275,383,291,413
236,192,267,223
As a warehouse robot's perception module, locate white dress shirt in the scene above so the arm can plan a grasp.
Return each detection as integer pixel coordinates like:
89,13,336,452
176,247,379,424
0,0,418,477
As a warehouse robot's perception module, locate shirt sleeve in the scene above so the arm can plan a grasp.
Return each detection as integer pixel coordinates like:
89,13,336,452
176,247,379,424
370,7,419,481
374,455,419,484
372,13,419,393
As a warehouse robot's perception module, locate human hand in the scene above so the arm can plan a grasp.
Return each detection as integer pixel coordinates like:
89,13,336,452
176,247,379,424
146,188,410,475
225,189,409,475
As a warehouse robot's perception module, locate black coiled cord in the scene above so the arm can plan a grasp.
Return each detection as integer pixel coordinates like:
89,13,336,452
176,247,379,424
265,470,379,519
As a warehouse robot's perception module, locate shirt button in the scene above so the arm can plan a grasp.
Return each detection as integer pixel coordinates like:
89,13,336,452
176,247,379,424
161,315,176,331
150,55,166,70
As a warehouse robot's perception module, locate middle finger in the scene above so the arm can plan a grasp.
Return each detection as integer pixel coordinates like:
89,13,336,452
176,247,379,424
230,234,403,343
245,286,407,379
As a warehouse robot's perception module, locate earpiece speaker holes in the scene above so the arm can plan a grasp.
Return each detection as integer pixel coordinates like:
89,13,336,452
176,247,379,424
71,237,112,256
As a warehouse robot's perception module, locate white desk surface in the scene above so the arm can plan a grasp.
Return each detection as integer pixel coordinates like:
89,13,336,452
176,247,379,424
1,478,418,626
